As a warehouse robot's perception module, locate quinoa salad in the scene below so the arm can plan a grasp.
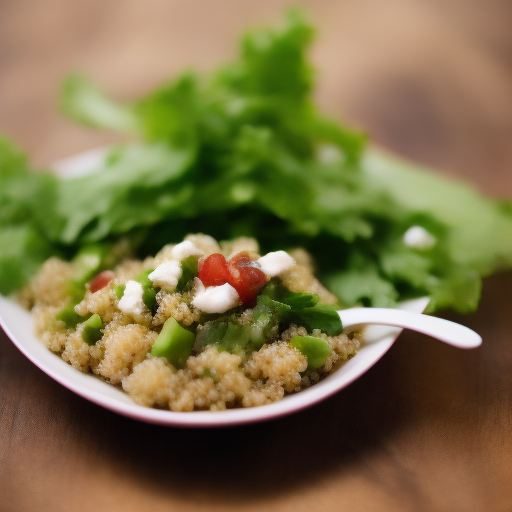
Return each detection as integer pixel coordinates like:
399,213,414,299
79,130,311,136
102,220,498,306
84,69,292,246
19,234,360,411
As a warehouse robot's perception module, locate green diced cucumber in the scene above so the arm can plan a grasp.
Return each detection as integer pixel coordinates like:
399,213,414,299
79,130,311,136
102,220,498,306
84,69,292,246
72,244,107,282
250,295,291,348
191,294,297,356
151,317,195,369
250,295,291,350
135,269,157,313
67,279,87,305
290,335,332,369
135,269,153,288
142,287,157,314
249,311,273,349
82,313,103,345
58,246,109,326
56,303,86,328
66,243,114,304
177,256,198,292
115,284,125,299
291,303,343,336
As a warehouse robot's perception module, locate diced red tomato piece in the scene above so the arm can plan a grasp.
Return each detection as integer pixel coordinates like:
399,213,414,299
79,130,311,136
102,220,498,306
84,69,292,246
198,254,231,287
227,251,268,305
198,251,268,305
228,265,268,305
228,251,258,269
90,270,115,294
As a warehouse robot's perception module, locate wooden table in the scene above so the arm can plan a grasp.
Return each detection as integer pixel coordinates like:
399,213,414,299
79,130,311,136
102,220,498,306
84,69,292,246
1,1,512,511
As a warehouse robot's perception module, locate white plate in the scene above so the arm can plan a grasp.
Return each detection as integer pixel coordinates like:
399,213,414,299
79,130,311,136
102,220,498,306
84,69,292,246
0,148,430,427
0,294,429,427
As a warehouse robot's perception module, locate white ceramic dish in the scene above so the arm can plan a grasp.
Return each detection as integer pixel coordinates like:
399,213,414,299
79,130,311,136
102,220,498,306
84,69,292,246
0,293,429,427
0,148,432,427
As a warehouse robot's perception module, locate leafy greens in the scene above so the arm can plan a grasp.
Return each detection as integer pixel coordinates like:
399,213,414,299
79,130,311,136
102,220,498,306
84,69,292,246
1,11,512,313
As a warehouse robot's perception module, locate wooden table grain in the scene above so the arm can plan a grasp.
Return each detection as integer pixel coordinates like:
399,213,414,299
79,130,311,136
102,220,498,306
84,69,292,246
1,1,512,511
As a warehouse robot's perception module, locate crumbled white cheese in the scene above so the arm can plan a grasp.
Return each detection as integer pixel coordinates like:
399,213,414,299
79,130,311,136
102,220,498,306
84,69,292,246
148,261,182,292
403,226,437,249
257,251,296,277
170,240,204,261
118,280,145,317
317,144,343,164
192,281,240,314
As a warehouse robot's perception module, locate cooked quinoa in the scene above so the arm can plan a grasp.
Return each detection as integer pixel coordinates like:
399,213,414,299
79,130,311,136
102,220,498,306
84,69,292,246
21,234,361,411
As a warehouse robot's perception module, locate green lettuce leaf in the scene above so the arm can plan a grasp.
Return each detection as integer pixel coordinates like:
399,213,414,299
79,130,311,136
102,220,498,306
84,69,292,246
364,149,512,276
60,74,140,133
0,224,54,295
1,11,511,314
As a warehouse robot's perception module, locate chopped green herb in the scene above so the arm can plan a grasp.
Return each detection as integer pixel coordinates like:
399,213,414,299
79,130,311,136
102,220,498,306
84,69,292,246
279,291,319,311
291,303,343,336
81,313,103,345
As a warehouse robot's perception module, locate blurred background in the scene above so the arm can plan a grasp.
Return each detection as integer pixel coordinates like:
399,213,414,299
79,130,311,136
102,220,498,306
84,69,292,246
1,1,512,511
1,0,511,196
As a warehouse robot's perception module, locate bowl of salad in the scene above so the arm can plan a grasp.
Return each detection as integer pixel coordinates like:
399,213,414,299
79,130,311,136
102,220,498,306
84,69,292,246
0,11,510,426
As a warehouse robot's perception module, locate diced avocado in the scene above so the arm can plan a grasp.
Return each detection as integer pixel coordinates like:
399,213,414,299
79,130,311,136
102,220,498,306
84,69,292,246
177,256,198,292
82,313,103,345
151,317,195,368
290,335,332,369
135,269,157,313
56,303,86,328
291,303,343,336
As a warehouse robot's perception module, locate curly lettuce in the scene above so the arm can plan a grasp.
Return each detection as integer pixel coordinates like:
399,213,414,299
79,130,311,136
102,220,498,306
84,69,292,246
1,11,511,314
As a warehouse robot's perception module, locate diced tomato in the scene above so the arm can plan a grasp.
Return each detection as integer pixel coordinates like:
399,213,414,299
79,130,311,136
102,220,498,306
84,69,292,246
228,265,268,305
198,251,268,305
227,251,268,305
89,270,115,294
228,251,258,269
198,254,231,287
